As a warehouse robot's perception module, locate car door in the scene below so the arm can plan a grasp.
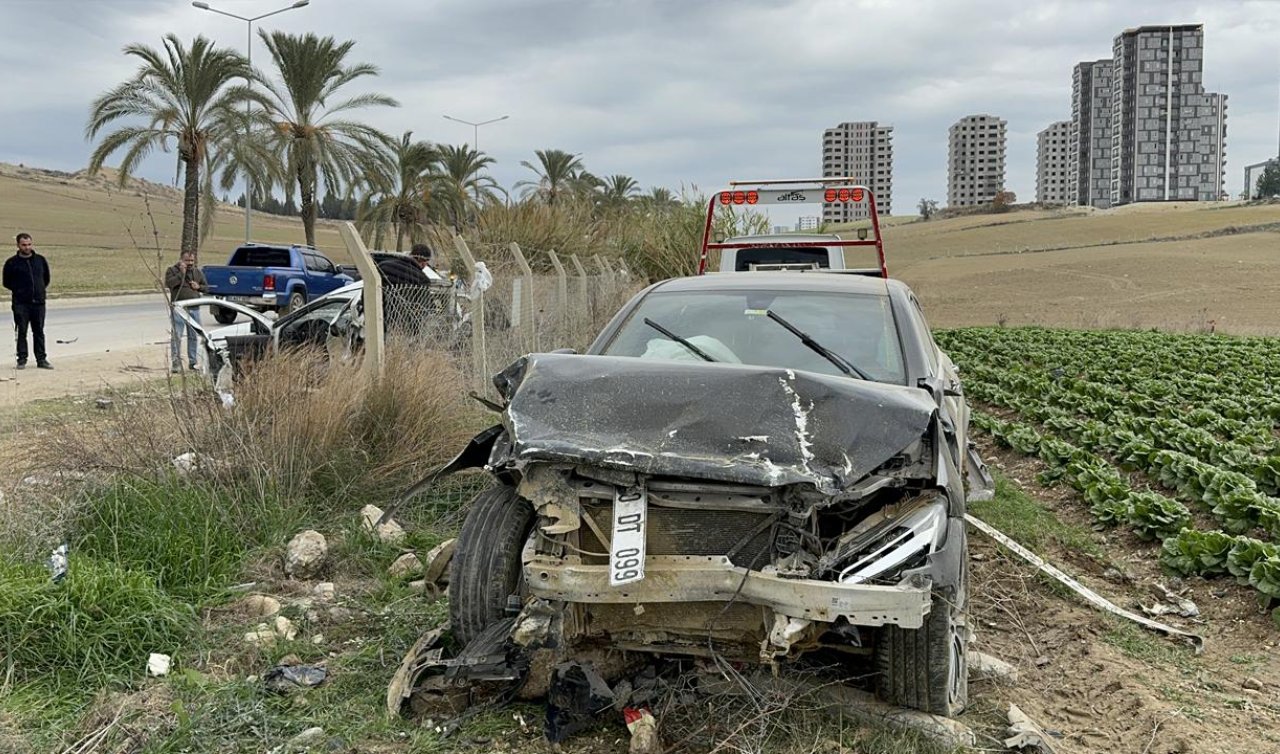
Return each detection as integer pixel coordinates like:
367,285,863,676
273,295,357,350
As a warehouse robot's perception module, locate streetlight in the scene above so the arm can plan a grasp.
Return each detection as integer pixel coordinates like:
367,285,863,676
441,114,509,152
192,0,310,243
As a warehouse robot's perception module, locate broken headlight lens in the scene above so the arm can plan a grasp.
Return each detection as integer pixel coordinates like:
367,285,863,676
825,500,948,585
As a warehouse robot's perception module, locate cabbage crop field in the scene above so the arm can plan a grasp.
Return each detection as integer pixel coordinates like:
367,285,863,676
937,327,1280,619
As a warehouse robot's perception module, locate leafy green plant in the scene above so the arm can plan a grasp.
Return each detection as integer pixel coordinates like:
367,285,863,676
1160,529,1235,577
0,555,195,685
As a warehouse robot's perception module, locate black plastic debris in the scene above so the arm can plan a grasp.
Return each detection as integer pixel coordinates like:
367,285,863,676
263,664,327,693
545,661,617,743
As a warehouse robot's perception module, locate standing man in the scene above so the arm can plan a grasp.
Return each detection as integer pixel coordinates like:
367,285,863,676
3,233,52,370
164,250,207,373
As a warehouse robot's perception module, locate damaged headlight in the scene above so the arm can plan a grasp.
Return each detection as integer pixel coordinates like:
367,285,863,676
819,499,948,585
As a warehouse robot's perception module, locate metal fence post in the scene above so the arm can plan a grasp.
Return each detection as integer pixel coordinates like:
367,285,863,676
509,242,536,353
339,221,383,380
569,253,590,326
453,235,487,392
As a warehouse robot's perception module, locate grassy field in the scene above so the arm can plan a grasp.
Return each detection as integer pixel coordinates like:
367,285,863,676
0,163,346,294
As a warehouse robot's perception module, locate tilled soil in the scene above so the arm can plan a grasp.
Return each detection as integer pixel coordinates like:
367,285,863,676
962,443,1280,754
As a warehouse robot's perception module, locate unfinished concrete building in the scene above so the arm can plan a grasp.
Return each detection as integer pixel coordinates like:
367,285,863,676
947,115,1006,207
821,121,894,221
1037,121,1072,205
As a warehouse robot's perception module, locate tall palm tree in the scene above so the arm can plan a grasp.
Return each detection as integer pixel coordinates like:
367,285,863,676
86,34,253,256
598,174,640,210
356,131,437,251
433,144,501,230
515,149,583,205
255,31,398,246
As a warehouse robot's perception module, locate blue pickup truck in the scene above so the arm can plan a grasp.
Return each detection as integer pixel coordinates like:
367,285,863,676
202,244,354,324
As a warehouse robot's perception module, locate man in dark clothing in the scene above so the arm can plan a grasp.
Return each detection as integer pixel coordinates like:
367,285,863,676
164,250,208,373
2,232,52,370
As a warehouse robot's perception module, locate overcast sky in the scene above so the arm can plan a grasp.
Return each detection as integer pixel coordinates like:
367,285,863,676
2,0,1277,217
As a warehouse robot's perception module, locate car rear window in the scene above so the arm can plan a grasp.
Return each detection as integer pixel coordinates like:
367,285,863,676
733,247,831,271
600,289,906,384
228,247,292,267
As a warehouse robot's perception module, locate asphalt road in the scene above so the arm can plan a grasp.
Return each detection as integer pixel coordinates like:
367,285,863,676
36,293,178,360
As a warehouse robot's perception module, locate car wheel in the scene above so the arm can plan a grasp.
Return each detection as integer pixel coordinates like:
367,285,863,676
285,291,307,313
874,536,968,717
449,485,536,646
212,306,238,325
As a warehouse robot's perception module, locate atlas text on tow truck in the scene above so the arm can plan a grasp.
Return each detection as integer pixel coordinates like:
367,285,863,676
697,177,887,277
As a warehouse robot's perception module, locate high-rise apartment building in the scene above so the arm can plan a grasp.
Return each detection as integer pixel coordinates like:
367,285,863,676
1071,59,1113,208
1037,121,1072,204
947,115,1007,207
821,121,893,221
1110,24,1227,204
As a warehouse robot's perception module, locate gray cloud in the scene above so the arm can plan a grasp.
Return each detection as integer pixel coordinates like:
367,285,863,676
1,0,1276,217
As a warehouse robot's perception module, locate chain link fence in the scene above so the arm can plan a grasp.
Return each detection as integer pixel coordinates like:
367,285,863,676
380,236,641,394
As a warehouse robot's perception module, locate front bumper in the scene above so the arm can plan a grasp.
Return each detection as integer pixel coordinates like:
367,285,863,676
525,554,932,629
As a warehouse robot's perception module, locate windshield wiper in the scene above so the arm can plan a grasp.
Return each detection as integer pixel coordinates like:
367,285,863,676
765,310,871,380
643,318,716,362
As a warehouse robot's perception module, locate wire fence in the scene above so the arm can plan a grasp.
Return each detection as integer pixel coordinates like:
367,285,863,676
381,238,641,394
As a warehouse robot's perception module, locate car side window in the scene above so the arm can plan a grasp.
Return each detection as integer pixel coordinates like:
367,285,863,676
909,296,940,374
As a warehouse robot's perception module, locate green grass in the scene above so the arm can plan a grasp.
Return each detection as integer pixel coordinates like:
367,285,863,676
1101,620,1199,672
0,555,196,686
73,476,299,603
970,474,1102,558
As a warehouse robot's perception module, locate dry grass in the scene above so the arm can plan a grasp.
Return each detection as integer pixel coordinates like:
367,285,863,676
30,346,484,519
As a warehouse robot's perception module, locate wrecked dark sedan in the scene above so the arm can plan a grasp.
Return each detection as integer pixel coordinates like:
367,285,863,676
438,272,992,718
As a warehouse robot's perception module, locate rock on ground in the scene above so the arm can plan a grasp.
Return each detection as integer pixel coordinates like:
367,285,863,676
388,553,423,579
360,504,406,544
284,530,328,579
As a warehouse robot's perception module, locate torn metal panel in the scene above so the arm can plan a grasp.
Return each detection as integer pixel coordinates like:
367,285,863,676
495,354,937,494
966,513,1205,653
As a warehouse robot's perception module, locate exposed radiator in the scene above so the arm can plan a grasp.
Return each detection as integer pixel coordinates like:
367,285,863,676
579,504,775,569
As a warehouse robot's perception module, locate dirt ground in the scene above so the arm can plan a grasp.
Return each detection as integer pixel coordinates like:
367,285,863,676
963,441,1280,754
0,346,169,408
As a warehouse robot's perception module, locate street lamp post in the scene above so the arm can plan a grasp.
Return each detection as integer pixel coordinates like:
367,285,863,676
192,0,310,244
441,114,509,153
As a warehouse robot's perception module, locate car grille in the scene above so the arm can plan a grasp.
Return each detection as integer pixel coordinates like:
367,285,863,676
579,504,775,569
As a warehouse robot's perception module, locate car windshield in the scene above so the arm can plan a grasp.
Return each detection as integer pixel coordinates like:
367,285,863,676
599,289,906,384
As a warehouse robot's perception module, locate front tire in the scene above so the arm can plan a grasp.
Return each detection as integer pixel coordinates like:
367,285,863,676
448,485,535,646
874,539,969,717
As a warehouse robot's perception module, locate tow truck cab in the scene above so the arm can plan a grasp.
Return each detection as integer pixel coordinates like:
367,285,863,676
698,179,887,278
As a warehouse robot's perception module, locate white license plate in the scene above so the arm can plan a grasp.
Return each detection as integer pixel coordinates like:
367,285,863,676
610,486,647,586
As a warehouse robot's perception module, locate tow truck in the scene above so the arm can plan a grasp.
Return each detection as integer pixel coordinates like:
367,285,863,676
697,177,887,277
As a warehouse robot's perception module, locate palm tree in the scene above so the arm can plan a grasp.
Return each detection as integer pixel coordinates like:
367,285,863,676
515,149,583,205
639,186,680,212
598,174,640,210
86,34,253,256
433,144,501,230
255,31,398,246
356,131,437,251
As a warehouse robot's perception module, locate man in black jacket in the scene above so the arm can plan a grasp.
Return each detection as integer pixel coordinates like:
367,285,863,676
2,233,52,370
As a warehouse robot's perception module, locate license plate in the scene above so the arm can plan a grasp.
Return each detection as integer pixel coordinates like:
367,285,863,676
610,486,647,586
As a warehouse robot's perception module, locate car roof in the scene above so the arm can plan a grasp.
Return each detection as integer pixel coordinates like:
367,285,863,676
654,272,910,297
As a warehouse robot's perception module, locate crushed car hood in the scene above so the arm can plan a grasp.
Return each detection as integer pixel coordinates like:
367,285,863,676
495,354,936,494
